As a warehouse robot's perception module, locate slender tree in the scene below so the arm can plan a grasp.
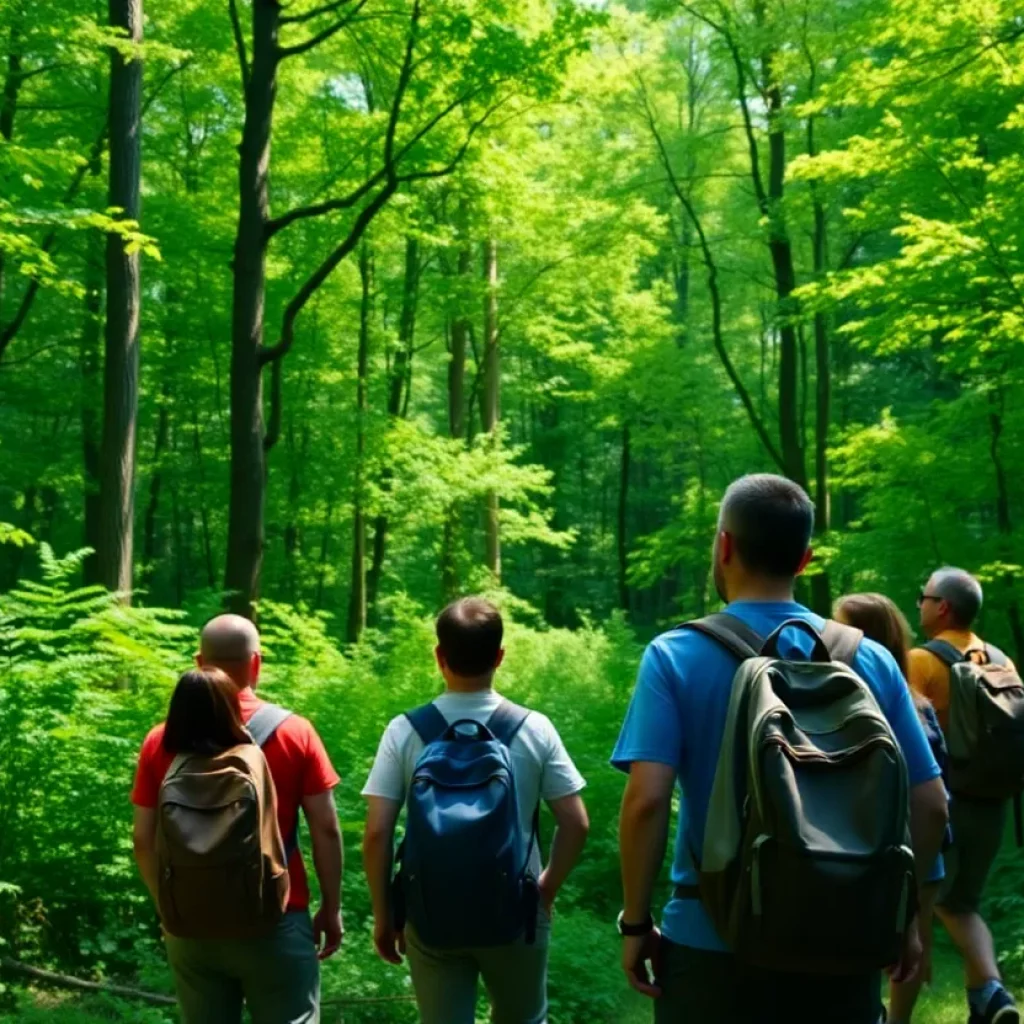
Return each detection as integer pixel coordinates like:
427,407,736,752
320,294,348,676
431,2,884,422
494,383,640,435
97,0,143,597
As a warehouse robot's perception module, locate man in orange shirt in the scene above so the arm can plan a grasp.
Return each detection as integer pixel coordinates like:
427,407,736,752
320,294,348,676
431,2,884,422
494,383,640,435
132,615,343,1024
909,568,1019,1024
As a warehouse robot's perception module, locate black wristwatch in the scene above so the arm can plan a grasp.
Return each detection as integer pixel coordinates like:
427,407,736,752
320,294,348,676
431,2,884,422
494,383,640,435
616,910,654,937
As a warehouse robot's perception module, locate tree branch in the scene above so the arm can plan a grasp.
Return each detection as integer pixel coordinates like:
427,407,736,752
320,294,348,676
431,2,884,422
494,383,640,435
227,0,250,90
278,0,370,58
0,60,189,363
264,357,283,452
638,77,785,472
280,0,353,24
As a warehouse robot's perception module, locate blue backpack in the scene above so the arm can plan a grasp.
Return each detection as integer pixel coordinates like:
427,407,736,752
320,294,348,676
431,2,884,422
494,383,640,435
393,699,540,949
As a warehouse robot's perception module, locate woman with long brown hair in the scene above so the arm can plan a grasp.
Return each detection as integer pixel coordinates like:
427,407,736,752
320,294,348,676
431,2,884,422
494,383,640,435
162,667,252,755
835,593,948,1024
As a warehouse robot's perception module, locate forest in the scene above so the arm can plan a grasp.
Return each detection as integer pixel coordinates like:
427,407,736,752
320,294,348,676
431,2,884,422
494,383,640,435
1,0,1023,1019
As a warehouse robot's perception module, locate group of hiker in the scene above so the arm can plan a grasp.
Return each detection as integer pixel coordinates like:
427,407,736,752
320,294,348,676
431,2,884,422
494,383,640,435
130,472,1024,1024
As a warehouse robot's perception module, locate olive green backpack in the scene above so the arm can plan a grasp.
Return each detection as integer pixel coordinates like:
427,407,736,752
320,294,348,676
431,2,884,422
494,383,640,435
682,614,916,974
923,640,1024,811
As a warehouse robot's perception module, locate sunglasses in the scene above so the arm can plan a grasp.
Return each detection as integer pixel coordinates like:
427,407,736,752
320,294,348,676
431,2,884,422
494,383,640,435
917,591,943,607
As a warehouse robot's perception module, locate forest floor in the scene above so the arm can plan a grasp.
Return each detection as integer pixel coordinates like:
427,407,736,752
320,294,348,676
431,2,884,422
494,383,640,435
1,940,1011,1024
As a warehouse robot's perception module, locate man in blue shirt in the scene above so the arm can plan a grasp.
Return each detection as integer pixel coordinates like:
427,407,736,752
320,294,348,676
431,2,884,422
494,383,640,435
613,474,949,1023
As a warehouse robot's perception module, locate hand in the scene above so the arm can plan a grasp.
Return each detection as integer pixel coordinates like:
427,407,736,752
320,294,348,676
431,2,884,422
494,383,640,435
622,926,662,999
373,918,406,965
312,905,343,961
886,917,922,986
538,869,557,917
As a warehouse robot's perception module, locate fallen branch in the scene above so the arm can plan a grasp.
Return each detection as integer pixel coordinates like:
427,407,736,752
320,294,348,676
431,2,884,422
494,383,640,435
0,955,417,1008
0,957,176,1006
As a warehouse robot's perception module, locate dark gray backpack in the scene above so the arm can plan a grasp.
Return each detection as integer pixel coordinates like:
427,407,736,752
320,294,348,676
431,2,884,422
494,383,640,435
924,640,1024,803
682,614,915,974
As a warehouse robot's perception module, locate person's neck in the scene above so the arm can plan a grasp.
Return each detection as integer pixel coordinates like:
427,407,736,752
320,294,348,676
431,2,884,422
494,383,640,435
444,674,495,695
726,578,797,604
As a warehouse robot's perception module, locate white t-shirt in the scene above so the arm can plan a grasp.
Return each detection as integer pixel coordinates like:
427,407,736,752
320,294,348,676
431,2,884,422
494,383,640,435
362,689,586,876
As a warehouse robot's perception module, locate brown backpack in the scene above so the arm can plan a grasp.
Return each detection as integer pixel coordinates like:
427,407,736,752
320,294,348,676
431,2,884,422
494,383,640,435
924,640,1024,804
156,704,292,939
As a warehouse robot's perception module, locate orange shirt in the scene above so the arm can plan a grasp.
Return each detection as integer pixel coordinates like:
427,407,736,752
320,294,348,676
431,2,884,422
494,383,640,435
131,688,340,911
907,629,1010,733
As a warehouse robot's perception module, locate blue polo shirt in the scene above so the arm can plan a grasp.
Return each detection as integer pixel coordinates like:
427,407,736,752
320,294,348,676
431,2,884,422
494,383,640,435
611,600,941,951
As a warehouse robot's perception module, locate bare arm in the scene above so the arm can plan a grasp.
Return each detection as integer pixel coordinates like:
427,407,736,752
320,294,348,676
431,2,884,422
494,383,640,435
909,776,948,887
302,789,344,959
619,762,676,998
132,806,159,904
363,796,404,964
538,793,589,911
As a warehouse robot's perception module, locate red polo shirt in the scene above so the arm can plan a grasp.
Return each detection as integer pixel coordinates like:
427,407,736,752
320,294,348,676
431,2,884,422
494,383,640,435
131,688,340,911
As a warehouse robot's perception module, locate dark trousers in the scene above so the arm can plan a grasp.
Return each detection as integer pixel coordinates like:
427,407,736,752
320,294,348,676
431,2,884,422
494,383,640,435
654,940,882,1024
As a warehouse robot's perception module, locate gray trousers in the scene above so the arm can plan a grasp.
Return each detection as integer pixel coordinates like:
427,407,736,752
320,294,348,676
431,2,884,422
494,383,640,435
164,910,320,1024
405,916,551,1024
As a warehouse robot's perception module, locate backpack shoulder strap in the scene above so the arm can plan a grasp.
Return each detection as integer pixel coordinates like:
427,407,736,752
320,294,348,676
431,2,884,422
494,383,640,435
923,639,967,668
486,699,532,748
246,703,293,747
404,702,450,745
821,620,863,668
679,612,763,661
983,643,1010,668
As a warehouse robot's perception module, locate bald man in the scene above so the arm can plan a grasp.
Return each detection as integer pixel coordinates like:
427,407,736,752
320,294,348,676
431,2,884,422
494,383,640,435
131,615,343,1024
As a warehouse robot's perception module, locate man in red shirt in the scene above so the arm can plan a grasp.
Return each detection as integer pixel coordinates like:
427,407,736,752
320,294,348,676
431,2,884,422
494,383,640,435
132,615,342,1024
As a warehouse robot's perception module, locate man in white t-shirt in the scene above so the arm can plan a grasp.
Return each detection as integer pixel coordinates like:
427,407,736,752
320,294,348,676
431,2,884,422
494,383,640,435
362,597,590,1024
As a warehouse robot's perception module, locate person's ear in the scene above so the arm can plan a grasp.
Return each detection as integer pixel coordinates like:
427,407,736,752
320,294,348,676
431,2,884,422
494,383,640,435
494,649,506,670
795,548,814,576
250,651,262,684
195,652,204,668
718,531,734,564
434,645,446,672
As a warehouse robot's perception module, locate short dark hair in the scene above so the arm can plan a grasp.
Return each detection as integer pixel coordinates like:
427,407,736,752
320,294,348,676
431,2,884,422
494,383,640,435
436,598,503,677
163,668,252,756
720,474,814,578
931,566,983,628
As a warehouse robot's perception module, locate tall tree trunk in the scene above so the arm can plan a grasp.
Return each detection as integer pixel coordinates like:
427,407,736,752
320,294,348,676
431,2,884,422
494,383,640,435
441,215,471,597
141,393,169,589
807,112,832,614
762,73,805,488
192,412,217,590
315,498,334,611
97,0,143,597
368,235,419,623
81,157,104,583
989,392,1024,663
225,0,279,617
617,423,631,612
346,243,372,643
481,238,500,579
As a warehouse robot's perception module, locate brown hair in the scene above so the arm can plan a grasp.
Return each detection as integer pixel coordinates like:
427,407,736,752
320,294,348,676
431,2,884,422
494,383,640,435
834,593,930,712
163,668,252,756
436,597,503,677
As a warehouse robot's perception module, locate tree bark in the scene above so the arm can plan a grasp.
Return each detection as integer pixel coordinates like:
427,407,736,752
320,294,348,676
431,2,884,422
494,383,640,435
224,0,279,618
346,243,372,643
441,214,471,597
80,158,104,583
141,393,170,589
97,0,143,598
368,235,419,622
481,238,500,580
807,111,832,614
